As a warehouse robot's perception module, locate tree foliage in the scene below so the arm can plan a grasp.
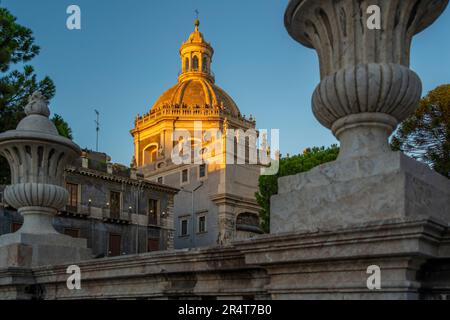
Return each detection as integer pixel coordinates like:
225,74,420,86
255,145,339,233
51,114,73,140
0,8,39,72
392,84,450,178
0,65,55,130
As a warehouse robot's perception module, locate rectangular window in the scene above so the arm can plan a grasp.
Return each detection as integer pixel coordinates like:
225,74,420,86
199,164,206,178
148,238,160,252
148,198,159,225
180,218,189,237
108,233,122,257
110,191,121,219
64,228,80,238
181,169,189,184
66,183,78,212
198,215,206,233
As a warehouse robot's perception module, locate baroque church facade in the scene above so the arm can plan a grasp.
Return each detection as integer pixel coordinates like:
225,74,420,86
131,19,263,248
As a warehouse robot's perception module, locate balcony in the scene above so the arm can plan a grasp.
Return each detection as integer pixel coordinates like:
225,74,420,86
148,214,158,226
102,209,131,224
59,204,90,219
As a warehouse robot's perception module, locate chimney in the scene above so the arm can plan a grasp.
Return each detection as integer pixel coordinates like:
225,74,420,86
130,167,137,179
107,162,113,174
81,151,89,168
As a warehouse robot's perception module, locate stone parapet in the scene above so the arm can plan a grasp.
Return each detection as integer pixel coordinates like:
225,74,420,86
1,217,450,299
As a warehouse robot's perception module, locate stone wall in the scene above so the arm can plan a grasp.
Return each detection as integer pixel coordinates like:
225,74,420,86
1,215,450,300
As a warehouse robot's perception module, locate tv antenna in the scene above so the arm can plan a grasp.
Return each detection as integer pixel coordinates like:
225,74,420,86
94,109,100,151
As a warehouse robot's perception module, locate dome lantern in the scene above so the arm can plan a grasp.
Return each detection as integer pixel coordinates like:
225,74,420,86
178,19,215,83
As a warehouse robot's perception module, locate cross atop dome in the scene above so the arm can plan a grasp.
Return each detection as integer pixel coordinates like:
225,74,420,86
194,9,200,31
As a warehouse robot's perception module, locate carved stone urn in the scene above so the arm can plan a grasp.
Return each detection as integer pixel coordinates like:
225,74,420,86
285,0,449,159
270,0,450,233
0,92,79,234
0,92,91,267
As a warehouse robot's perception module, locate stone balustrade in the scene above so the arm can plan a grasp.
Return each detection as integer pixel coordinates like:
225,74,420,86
135,103,256,127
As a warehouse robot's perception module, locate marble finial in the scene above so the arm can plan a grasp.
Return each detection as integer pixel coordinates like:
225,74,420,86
25,91,50,118
16,91,57,135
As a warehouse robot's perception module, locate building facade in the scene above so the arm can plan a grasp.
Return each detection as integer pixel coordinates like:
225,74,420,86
131,19,263,248
0,150,178,257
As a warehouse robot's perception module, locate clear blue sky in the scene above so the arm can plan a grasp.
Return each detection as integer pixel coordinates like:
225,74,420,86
3,0,450,165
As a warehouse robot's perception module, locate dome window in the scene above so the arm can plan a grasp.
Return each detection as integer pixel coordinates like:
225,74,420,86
192,56,199,71
202,56,208,72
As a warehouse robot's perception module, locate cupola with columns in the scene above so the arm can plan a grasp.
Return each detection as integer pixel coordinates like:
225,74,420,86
178,18,214,83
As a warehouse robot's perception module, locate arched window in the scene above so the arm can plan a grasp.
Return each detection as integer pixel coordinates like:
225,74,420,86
184,58,189,72
143,145,158,165
202,56,208,72
192,56,199,71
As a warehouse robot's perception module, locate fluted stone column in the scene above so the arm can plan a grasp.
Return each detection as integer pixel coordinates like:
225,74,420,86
0,92,92,267
271,0,450,232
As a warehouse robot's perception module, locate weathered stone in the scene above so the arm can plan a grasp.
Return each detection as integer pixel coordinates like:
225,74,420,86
271,152,450,233
272,0,450,231
285,0,449,160
0,217,448,300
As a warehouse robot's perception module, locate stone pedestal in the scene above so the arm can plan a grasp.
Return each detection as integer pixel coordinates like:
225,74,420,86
275,0,450,230
271,152,450,233
262,0,450,299
0,233,91,268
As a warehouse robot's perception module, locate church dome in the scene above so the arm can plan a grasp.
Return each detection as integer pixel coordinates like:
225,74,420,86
148,19,241,118
151,78,240,117
132,18,257,168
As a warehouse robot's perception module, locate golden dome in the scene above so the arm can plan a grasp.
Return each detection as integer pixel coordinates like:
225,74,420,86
151,78,240,117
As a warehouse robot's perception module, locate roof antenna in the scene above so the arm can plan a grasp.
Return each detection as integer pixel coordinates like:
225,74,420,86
94,109,100,151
